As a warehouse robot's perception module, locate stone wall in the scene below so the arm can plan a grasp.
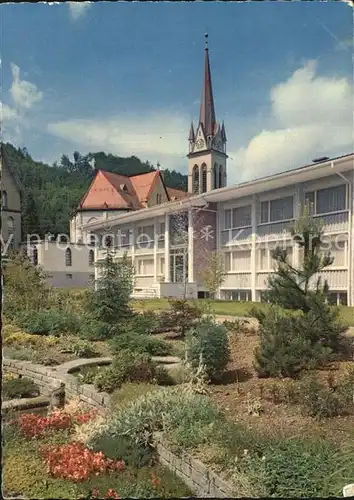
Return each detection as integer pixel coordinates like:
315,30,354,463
154,433,234,498
3,357,234,497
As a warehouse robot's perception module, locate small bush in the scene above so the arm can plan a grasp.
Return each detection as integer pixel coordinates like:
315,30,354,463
71,339,97,358
15,309,81,336
185,319,230,381
110,332,172,357
2,377,40,400
4,330,59,347
223,319,250,335
109,382,158,409
94,350,157,393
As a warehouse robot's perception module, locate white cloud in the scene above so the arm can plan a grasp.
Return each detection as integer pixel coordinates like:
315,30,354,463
47,112,189,170
68,2,92,21
228,61,353,183
2,63,43,144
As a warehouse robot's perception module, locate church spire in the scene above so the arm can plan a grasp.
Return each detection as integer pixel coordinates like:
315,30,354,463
199,33,216,138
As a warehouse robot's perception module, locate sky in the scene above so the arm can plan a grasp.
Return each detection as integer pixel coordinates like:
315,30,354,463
1,1,353,185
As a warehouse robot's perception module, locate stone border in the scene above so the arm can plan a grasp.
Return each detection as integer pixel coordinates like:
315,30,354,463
3,357,234,497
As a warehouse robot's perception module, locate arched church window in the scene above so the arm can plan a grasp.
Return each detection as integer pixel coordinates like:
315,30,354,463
65,247,72,267
89,249,94,267
213,163,219,189
219,165,223,188
201,164,207,193
192,165,199,194
2,190,8,208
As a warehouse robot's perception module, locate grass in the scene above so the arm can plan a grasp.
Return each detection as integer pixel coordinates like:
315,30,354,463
132,299,354,326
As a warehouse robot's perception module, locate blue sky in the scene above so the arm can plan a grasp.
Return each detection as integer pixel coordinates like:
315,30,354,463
2,1,353,184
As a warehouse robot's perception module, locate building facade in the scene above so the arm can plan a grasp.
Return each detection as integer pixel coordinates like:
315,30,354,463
1,144,22,254
84,40,354,306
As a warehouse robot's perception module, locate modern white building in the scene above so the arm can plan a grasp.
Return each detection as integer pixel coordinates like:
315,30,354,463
82,40,354,306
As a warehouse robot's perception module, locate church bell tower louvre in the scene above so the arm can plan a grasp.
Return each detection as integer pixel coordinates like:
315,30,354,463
187,33,227,195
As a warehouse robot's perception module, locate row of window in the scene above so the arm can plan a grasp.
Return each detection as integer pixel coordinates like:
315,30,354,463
223,290,348,306
224,242,347,272
31,247,95,267
224,184,347,230
192,163,225,194
136,257,165,275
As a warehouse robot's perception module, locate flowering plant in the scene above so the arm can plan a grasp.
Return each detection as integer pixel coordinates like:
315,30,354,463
41,442,125,482
90,487,120,499
16,407,98,438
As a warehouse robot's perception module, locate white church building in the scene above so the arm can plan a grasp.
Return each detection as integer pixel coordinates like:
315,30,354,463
27,38,354,306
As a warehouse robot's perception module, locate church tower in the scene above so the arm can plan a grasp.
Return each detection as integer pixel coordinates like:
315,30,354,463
188,34,227,194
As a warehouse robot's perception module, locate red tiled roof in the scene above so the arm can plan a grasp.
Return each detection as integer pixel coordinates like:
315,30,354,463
78,169,167,211
167,187,188,200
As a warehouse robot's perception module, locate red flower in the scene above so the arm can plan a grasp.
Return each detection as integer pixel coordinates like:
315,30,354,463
105,489,120,499
151,472,161,487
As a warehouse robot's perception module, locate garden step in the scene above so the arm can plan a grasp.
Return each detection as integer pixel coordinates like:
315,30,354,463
2,395,49,413
151,356,181,364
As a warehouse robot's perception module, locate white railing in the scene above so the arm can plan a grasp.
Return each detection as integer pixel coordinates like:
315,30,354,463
223,273,251,289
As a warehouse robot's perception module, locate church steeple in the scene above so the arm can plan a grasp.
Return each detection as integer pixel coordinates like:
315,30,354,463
199,33,216,138
187,34,228,194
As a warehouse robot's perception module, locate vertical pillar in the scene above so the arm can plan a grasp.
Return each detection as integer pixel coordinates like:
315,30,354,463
251,194,257,302
188,208,194,283
131,223,135,268
216,203,222,299
164,213,170,282
153,218,157,283
293,183,303,268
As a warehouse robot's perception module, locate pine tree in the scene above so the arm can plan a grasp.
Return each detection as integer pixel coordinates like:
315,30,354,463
253,204,348,378
87,251,135,325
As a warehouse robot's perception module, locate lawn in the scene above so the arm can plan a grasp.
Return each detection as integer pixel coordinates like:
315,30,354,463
132,298,354,327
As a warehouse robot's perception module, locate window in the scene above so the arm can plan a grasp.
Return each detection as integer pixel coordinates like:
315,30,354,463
224,252,231,272
2,190,8,208
136,258,154,275
137,225,154,249
7,216,15,234
65,248,72,267
193,165,199,194
224,205,251,229
156,193,162,205
232,250,251,271
89,249,94,267
260,196,293,224
214,163,219,189
224,209,232,229
158,257,165,275
118,227,132,248
102,235,113,247
201,163,207,193
219,165,223,188
305,184,347,215
259,248,268,270
232,206,251,228
89,233,97,246
66,274,73,280
32,246,38,266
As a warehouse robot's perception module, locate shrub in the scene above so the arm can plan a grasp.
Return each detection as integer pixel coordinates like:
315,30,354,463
159,299,202,337
71,339,97,358
185,319,230,381
15,309,81,336
88,387,222,453
253,307,331,378
110,332,172,356
4,330,59,347
90,433,154,468
123,311,160,336
223,318,250,335
94,350,157,393
2,377,40,400
109,382,158,409
299,372,354,419
80,320,117,341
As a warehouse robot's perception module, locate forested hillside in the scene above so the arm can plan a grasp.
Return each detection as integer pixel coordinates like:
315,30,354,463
3,143,187,237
